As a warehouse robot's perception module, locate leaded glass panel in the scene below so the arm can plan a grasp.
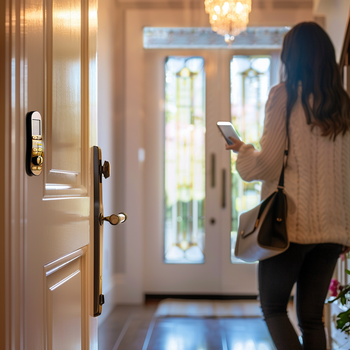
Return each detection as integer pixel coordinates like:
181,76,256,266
230,56,271,263
164,56,206,264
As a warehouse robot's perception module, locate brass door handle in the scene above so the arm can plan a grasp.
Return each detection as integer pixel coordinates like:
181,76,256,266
99,212,127,226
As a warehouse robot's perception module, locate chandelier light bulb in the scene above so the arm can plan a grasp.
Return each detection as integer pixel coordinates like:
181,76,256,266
222,2,230,13
236,2,244,13
204,0,252,44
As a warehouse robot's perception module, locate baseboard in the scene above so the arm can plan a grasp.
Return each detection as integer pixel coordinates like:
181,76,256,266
144,294,259,303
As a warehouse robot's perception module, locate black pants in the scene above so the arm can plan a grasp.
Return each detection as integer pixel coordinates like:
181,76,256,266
259,242,343,350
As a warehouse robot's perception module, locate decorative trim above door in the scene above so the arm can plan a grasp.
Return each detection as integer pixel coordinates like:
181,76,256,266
143,27,290,49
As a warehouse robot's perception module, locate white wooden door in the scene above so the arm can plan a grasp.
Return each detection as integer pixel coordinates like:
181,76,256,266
143,51,221,294
143,49,275,295
19,0,97,348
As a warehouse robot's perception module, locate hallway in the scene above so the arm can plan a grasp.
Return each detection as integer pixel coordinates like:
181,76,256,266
98,301,276,350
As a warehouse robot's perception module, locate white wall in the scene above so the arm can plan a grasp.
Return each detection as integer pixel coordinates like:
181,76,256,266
314,0,350,61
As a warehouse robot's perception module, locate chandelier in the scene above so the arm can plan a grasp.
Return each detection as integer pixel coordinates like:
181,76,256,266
204,0,252,43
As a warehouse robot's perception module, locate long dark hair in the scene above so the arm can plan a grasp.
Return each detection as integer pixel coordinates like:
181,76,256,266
281,22,350,140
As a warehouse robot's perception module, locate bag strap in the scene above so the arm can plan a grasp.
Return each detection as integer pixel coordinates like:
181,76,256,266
277,114,289,189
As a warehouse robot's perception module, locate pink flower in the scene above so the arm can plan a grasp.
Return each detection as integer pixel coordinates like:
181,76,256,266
329,279,341,297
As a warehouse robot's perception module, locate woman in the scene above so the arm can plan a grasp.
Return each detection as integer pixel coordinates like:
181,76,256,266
226,22,350,350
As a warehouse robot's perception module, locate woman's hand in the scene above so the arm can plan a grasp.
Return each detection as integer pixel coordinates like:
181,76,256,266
225,137,245,152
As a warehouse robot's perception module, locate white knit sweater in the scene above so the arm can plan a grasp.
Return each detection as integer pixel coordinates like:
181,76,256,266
236,83,350,246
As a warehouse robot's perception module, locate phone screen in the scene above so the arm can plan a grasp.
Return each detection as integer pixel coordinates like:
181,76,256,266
216,122,241,144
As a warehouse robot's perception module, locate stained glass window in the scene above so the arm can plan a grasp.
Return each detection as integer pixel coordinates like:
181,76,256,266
230,56,271,263
164,57,206,264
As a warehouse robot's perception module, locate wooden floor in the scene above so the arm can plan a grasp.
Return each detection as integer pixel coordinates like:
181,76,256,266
98,302,277,350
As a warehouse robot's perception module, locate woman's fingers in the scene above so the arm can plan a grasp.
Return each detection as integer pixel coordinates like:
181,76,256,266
225,137,244,152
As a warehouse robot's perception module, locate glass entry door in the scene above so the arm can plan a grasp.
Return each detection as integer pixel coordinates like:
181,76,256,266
143,49,278,295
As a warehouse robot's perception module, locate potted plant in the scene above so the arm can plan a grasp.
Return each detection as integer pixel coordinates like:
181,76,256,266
329,270,350,335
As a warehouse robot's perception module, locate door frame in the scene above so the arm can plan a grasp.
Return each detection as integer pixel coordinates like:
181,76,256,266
142,49,281,295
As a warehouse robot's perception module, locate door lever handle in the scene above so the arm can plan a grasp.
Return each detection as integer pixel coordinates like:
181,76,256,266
99,212,127,226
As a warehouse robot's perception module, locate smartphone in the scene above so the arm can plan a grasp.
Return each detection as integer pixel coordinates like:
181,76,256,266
216,121,241,145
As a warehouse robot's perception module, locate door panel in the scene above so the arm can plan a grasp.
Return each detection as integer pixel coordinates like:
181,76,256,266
23,0,98,347
144,50,222,293
45,0,88,195
45,249,86,350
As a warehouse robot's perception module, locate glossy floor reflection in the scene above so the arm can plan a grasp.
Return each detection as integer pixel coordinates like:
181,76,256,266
98,304,276,350
147,318,275,350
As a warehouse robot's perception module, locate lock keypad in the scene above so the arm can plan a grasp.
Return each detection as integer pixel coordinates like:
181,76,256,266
30,139,44,176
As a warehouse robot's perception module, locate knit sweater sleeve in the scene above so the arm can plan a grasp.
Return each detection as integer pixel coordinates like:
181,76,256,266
236,83,287,183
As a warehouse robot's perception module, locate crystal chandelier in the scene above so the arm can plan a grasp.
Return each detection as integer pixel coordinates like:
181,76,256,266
204,0,252,43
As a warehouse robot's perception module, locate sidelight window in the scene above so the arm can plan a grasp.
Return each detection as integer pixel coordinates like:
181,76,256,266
164,56,206,264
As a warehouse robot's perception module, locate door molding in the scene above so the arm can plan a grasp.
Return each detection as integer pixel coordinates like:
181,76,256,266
43,247,88,349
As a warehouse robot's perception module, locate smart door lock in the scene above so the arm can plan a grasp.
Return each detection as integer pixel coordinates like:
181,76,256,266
26,111,44,176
